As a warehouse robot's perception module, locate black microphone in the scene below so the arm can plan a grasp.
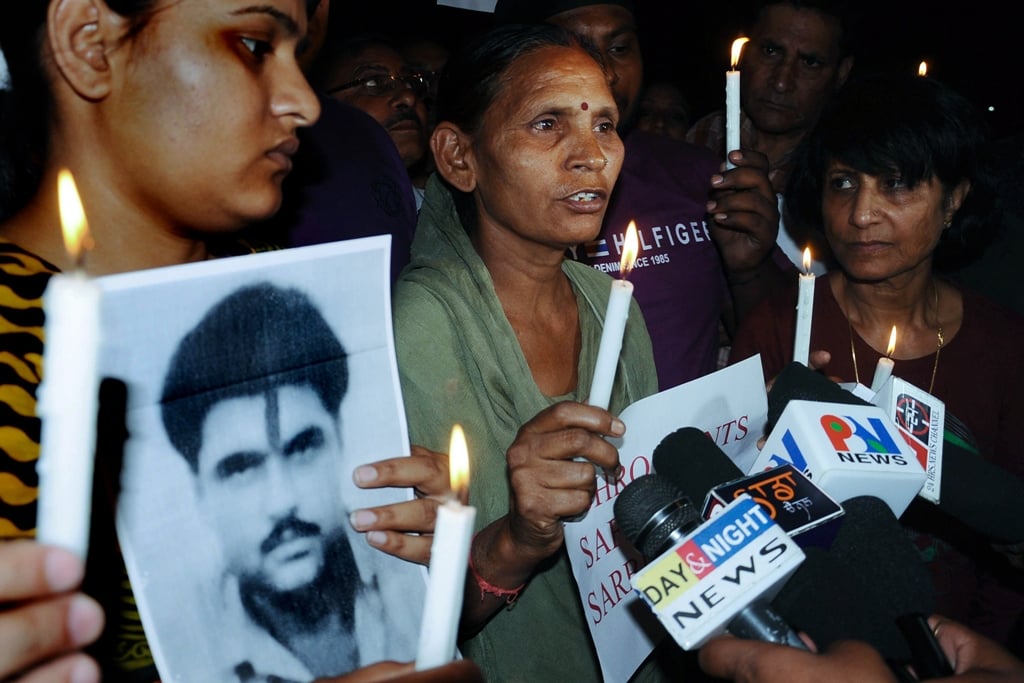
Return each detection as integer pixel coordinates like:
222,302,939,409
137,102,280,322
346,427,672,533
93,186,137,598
770,496,936,663
649,425,942,668
652,427,743,507
614,473,808,650
768,362,1024,544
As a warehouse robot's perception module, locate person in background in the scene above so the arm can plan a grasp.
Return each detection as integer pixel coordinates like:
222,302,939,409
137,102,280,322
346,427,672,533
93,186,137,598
250,1,418,281
729,73,1024,651
688,0,856,273
316,34,431,209
402,36,449,121
635,81,691,141
493,0,785,392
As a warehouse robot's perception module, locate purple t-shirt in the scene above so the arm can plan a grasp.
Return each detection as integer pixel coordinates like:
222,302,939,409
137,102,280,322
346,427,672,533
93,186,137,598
265,97,417,282
574,129,725,390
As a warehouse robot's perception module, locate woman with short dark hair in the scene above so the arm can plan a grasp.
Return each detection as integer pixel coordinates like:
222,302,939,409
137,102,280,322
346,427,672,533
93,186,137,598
730,73,1024,649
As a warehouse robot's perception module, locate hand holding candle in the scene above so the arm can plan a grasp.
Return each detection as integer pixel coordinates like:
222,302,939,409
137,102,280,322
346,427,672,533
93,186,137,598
588,221,639,410
871,326,898,392
725,37,750,170
415,425,476,670
792,247,815,366
35,170,103,559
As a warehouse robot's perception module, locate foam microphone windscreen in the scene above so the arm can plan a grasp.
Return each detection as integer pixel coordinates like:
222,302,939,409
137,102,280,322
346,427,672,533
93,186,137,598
770,546,912,662
830,496,936,619
613,473,701,559
770,496,935,663
766,361,868,428
652,427,744,504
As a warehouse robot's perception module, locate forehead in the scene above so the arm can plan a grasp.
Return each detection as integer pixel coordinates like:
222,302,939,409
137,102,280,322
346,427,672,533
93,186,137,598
496,45,611,108
338,43,408,73
752,4,842,53
168,0,309,30
548,4,637,44
196,385,335,465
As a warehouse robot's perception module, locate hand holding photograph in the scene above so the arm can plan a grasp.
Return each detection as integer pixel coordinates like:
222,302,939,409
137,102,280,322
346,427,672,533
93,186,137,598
96,237,424,682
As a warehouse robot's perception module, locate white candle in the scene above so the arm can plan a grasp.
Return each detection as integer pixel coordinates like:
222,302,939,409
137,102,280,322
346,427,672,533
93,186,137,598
871,326,898,392
415,425,476,670
589,221,639,410
35,170,102,559
792,247,815,366
725,37,749,170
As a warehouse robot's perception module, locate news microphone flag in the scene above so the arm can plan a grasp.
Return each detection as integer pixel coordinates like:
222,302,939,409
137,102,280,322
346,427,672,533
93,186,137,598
705,463,844,540
631,495,804,650
751,401,925,516
870,376,945,504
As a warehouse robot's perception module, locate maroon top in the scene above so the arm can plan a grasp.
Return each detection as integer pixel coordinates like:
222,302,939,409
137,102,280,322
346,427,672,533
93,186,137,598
730,272,1024,646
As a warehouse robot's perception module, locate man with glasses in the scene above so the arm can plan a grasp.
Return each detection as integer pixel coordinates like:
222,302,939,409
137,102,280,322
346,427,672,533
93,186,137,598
316,35,431,209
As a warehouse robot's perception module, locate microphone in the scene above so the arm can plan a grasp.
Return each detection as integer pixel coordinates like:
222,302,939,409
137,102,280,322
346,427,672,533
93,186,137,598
768,362,1024,544
770,495,936,663
649,426,942,667
761,363,926,515
654,427,844,542
614,473,807,651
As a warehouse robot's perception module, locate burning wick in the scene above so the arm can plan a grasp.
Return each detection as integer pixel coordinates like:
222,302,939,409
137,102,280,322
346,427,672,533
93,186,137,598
870,326,898,392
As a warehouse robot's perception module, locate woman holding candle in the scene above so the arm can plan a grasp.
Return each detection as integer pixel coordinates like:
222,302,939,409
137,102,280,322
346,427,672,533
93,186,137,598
390,24,662,682
0,2,456,681
729,74,1024,649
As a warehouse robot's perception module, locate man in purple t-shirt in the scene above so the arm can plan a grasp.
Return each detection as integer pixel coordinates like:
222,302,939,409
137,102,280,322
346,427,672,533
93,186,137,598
494,0,786,390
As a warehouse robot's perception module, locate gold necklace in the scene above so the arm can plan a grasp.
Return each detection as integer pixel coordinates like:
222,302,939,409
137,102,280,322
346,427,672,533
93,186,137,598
848,283,943,393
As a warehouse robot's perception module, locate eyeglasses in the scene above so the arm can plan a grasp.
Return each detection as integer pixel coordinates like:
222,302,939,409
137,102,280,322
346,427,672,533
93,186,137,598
327,72,430,99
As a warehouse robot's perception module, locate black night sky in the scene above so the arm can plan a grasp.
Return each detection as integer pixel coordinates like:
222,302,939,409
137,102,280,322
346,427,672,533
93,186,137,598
332,0,1021,140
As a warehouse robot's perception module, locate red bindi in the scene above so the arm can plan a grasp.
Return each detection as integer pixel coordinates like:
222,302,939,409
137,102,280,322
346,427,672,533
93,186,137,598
581,102,589,111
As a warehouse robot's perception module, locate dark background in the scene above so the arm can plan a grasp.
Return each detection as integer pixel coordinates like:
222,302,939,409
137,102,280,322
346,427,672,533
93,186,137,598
331,0,1020,141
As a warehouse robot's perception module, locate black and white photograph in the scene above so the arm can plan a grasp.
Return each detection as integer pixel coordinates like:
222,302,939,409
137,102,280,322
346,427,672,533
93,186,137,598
96,236,423,682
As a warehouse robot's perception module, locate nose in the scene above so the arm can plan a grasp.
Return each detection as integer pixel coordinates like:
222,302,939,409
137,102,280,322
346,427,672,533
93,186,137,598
771,58,797,94
568,130,610,173
272,60,321,129
850,188,880,228
264,455,301,518
390,81,418,109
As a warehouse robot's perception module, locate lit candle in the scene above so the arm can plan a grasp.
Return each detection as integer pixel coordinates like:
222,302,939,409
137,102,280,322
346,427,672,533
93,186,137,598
871,326,898,392
792,247,815,366
415,425,476,670
588,221,639,410
918,61,928,77
35,170,102,559
725,37,750,170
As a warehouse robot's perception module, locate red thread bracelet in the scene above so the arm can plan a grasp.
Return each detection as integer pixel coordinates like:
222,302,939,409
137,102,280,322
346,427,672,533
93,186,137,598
468,551,524,605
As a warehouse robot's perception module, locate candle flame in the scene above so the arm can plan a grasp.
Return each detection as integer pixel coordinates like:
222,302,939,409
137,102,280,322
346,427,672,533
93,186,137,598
730,37,749,69
449,424,470,501
918,61,928,77
886,325,897,357
801,247,812,274
57,170,93,266
620,221,639,279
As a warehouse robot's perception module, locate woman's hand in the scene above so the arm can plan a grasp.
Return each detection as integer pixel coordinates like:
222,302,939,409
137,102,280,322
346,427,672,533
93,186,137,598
503,401,624,562
0,541,104,683
459,401,624,636
350,446,451,566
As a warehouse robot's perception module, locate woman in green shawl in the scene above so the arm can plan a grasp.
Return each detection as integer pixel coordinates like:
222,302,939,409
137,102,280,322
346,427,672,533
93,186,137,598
388,24,659,683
